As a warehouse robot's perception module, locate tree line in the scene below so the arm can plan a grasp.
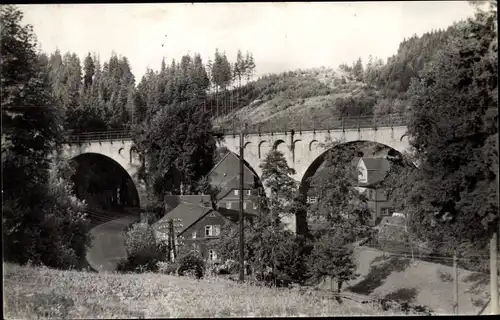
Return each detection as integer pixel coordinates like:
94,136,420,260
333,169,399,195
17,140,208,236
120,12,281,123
35,46,257,133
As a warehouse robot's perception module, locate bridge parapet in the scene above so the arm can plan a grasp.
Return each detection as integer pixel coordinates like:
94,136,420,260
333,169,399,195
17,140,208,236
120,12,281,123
67,130,133,144
213,112,410,135
67,113,411,142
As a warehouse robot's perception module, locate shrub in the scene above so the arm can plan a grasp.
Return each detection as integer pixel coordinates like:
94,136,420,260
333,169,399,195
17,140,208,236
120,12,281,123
2,158,91,270
118,222,166,273
157,261,179,275
177,251,205,279
125,222,159,257
218,259,239,275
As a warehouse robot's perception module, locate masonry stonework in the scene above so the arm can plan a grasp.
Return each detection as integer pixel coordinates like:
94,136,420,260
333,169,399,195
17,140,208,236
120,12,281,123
62,126,409,215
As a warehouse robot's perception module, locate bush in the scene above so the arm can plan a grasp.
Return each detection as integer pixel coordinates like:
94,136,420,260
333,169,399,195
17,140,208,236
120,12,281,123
157,261,179,275
118,222,166,273
218,259,239,275
2,158,91,270
177,251,205,279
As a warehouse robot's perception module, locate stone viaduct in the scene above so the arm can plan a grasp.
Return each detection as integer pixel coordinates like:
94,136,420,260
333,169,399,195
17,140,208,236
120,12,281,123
62,123,410,213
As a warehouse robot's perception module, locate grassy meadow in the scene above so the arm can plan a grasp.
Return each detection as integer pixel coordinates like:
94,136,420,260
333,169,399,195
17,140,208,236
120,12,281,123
3,262,402,319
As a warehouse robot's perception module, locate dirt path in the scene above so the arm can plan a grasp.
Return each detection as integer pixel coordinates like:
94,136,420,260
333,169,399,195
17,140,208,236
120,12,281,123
86,216,139,272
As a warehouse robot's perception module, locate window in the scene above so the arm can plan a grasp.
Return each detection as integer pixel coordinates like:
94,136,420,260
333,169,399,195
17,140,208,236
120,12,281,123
246,190,251,196
205,225,212,236
209,249,217,261
234,190,239,196
208,213,216,217
192,231,197,239
358,166,367,183
307,196,317,204
253,202,258,210
205,225,220,237
226,202,232,209
243,202,247,210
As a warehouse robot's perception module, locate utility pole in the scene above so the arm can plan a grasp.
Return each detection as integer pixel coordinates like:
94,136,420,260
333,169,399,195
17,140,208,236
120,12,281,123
239,126,245,283
491,132,499,315
453,253,459,315
168,219,176,262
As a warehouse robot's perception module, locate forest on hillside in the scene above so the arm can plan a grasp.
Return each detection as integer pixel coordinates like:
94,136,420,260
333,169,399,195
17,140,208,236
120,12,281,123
33,19,462,134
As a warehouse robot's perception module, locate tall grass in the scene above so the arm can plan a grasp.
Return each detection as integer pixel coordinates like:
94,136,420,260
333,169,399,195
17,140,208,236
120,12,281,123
3,263,399,318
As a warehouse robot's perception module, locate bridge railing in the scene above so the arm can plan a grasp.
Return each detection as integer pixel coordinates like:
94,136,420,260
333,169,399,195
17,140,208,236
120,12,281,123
67,130,132,144
67,113,411,142
214,112,410,135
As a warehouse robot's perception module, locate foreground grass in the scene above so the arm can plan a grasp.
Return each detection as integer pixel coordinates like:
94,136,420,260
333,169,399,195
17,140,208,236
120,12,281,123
3,263,400,319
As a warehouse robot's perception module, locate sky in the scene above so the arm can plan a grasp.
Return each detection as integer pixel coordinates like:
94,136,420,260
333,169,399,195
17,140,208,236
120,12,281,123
20,2,476,81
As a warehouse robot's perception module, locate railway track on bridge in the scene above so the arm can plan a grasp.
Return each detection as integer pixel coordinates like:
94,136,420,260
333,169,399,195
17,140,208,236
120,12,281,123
65,108,496,143
66,113,411,143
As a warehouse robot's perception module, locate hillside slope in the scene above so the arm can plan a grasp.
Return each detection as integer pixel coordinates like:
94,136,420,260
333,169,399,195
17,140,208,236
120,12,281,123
319,246,494,315
212,28,455,131
214,67,382,131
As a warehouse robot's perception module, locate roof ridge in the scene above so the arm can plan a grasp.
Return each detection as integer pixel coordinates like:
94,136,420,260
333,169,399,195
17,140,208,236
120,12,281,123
178,206,214,236
206,151,236,178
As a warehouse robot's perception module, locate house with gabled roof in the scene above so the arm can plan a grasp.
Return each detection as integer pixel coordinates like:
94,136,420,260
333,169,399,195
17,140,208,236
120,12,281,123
306,157,394,226
207,151,262,216
153,195,256,262
354,157,394,223
153,151,263,261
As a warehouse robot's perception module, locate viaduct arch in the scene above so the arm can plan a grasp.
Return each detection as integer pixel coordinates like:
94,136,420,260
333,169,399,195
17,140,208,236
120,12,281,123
61,125,410,231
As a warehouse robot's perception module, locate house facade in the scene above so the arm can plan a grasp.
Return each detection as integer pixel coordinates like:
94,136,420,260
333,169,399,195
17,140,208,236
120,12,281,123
153,195,255,262
306,157,394,226
179,208,255,262
354,157,394,223
207,152,262,215
152,151,263,262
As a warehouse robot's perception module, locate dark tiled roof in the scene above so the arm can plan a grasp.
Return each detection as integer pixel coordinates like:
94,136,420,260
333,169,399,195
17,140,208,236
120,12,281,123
179,195,212,206
357,157,390,187
216,176,256,200
164,195,213,213
154,202,256,237
360,157,385,171
180,207,257,236
208,151,258,189
216,207,258,223
153,203,213,234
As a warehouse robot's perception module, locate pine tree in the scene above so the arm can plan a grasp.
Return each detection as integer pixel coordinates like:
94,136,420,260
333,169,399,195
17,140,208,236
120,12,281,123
191,53,210,107
61,52,83,130
260,150,297,227
83,53,95,91
244,51,256,83
351,57,364,82
212,49,222,118
233,50,245,112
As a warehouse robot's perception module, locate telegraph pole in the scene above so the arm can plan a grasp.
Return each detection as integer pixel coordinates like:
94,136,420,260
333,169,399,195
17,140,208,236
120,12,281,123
453,253,459,315
491,132,499,315
239,125,245,283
